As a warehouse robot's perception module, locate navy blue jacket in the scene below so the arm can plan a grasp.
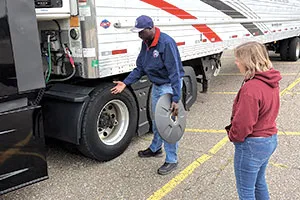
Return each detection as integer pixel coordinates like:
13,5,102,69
123,27,184,103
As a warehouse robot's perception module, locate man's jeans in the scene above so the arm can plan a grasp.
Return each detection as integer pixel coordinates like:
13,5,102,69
149,83,178,163
234,134,277,200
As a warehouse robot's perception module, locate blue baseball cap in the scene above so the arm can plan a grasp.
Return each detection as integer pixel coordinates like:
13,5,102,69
130,15,154,33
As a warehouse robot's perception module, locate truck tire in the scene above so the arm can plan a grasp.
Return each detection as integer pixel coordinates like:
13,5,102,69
288,37,300,61
280,39,289,61
78,83,138,161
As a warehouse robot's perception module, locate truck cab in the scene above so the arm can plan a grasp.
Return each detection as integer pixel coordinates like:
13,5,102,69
0,0,48,195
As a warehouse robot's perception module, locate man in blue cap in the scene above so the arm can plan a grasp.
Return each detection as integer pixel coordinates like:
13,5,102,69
111,15,184,175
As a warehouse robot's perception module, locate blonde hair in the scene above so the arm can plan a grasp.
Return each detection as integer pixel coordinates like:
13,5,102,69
234,41,272,79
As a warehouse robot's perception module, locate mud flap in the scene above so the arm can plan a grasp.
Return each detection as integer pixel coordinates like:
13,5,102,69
182,66,197,110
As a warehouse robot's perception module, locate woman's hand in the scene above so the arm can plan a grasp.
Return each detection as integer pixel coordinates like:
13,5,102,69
225,124,232,133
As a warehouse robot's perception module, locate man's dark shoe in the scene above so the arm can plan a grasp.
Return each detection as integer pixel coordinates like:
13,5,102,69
157,162,178,175
138,148,163,158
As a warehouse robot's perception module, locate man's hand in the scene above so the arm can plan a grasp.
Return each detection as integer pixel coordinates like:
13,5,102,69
111,81,126,94
170,102,179,116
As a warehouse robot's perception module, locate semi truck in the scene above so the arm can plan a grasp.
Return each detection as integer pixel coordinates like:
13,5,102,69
1,0,300,195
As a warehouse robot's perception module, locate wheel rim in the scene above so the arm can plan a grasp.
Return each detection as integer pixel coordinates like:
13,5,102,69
96,100,129,145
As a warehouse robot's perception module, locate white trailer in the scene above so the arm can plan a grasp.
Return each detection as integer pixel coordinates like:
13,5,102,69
36,0,300,89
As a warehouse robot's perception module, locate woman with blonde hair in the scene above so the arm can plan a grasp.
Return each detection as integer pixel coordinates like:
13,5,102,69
225,41,282,200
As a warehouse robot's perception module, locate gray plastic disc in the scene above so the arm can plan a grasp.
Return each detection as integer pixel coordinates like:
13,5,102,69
154,93,186,144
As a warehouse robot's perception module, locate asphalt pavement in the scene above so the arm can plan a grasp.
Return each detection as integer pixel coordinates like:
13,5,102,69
2,50,300,200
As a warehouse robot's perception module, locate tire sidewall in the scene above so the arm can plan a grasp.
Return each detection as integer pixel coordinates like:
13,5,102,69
82,85,138,160
289,37,300,61
280,39,289,61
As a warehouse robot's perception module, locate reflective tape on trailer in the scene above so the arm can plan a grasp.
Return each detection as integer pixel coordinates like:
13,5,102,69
176,42,185,46
101,49,127,56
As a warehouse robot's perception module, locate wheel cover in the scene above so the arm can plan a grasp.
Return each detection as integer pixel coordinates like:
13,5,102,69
155,94,186,144
96,99,129,145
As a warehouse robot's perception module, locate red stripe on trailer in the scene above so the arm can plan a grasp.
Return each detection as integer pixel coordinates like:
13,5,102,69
141,0,196,19
192,24,222,42
231,35,238,38
245,33,250,36
176,42,185,46
141,0,222,42
112,49,127,55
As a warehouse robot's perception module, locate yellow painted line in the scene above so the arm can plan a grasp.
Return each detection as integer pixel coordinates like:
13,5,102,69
147,154,212,200
208,137,229,155
185,129,300,136
270,162,288,168
147,136,229,200
278,131,300,136
280,76,300,96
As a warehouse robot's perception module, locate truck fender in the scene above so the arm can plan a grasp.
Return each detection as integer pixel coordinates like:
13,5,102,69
42,83,94,145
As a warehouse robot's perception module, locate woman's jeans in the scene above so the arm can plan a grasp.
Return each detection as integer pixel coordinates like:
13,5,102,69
149,83,178,164
234,134,277,200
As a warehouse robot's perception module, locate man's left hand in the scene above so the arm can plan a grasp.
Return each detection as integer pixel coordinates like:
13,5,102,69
170,102,179,116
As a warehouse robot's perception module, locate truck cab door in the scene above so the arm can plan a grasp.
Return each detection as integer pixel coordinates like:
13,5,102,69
0,0,48,195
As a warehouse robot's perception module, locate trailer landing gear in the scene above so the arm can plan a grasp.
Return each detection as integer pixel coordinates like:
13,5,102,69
193,53,222,93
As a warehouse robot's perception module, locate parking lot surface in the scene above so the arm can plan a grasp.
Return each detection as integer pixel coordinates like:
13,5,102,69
2,51,300,200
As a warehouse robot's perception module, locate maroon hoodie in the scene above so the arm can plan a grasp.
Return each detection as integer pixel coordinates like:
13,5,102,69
228,68,282,142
